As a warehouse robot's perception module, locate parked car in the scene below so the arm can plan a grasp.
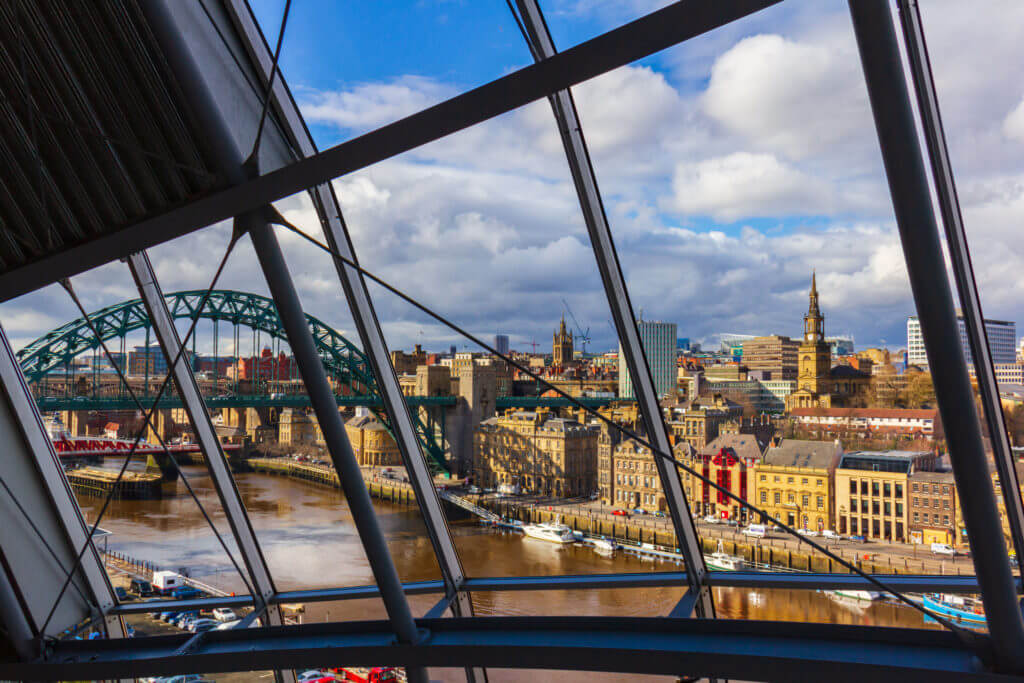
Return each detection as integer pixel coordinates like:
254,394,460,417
214,620,239,630
298,671,329,683
849,535,867,543
931,542,956,557
212,607,237,623
141,675,206,683
189,618,219,633
611,509,629,517
157,611,176,622
174,612,198,629
129,579,154,597
722,518,739,527
172,585,205,600
114,586,130,601
742,524,767,538
632,508,647,515
821,530,841,540
702,514,719,524
797,528,819,537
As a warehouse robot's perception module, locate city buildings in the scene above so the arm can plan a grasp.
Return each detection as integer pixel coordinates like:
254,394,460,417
907,314,1017,368
390,344,426,375
602,440,682,513
741,335,799,380
995,363,1024,386
618,319,676,399
231,347,296,382
679,433,766,523
789,407,943,441
786,274,870,410
552,315,574,367
834,450,938,542
128,344,194,376
757,439,842,532
278,408,314,446
908,470,959,547
345,414,401,467
474,410,598,497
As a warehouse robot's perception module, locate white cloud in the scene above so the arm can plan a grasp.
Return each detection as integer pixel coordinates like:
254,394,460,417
1004,97,1024,143
701,34,871,163
300,76,457,134
665,152,837,221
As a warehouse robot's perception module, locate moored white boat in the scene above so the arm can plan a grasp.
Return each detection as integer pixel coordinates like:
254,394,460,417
828,589,883,602
703,540,745,571
590,537,616,553
522,522,577,544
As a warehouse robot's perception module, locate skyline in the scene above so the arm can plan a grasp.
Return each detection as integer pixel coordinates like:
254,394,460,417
2,0,1023,357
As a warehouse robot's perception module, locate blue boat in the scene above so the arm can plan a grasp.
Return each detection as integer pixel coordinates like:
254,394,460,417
922,593,986,625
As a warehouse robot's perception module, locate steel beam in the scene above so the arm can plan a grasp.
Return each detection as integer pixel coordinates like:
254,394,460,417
0,324,126,644
848,0,1024,672
220,0,477,630
126,251,293,679
512,0,712,617
10,617,1006,682
0,0,780,302
133,3,426,681
894,0,1024,566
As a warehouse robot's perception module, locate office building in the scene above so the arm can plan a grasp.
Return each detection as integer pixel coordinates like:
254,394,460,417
834,450,938,542
618,319,677,399
494,334,510,356
907,315,1016,368
741,335,799,380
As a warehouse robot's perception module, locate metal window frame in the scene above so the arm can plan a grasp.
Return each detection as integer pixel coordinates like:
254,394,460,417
219,0,477,627
847,0,1024,671
513,0,712,617
893,0,1024,565
126,251,295,683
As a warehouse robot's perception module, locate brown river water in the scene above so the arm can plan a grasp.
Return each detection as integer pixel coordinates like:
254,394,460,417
76,463,945,682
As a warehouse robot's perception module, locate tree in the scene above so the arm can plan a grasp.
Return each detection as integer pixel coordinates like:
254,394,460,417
1005,404,1024,447
899,372,936,408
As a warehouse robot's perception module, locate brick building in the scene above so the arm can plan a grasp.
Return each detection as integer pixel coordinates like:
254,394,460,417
678,433,766,524
908,470,959,547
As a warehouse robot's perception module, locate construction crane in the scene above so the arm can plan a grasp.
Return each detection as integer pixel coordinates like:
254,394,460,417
561,298,592,355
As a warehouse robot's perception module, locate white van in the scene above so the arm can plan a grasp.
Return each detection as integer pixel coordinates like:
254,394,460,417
931,542,956,556
742,524,767,538
821,529,840,540
151,570,183,594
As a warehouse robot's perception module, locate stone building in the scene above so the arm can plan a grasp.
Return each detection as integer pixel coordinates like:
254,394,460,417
756,439,842,532
278,408,314,446
601,440,694,513
345,414,401,467
390,344,426,375
834,450,938,542
786,273,870,410
473,410,598,497
908,470,959,547
666,394,742,450
678,433,766,524
552,314,574,367
741,335,799,380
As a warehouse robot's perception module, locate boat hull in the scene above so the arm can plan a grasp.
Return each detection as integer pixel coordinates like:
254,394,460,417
922,594,986,624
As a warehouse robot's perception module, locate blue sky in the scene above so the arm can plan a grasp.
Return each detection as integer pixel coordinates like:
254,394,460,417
3,0,1023,359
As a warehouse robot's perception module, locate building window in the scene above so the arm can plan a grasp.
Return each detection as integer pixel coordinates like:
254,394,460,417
922,498,929,507
872,501,880,515
883,482,891,497
817,496,824,509
943,500,950,510
861,481,868,495
872,481,880,497
912,483,919,492
802,495,810,508
774,493,781,504
895,483,903,498
787,477,794,484
942,485,950,495
760,475,766,481
788,493,795,503
943,515,950,525
896,503,903,516
850,480,857,494
761,491,767,503
913,512,919,522
801,478,808,485
913,497,919,506
884,501,891,516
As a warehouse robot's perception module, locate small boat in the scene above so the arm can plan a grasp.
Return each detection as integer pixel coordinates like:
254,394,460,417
922,593,986,625
828,589,883,602
704,540,745,571
522,522,577,544
590,537,617,554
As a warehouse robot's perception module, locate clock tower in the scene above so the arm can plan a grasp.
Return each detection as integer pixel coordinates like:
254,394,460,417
796,272,832,397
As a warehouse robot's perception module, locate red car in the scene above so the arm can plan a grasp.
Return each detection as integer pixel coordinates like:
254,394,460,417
611,509,629,517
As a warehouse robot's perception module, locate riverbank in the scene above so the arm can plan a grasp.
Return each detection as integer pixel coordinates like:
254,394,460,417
240,456,976,576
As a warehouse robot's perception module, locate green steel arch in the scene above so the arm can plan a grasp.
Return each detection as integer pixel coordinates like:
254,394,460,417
16,290,448,472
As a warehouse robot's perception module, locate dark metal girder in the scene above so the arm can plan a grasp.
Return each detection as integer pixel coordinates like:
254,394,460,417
0,0,780,302
5,616,1004,682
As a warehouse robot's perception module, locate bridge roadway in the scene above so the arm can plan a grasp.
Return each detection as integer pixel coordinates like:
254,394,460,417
36,394,627,412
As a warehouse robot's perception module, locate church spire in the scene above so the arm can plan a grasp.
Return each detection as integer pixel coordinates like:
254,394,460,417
808,270,820,317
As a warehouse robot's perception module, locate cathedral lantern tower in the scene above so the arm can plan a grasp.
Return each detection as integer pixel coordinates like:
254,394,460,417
553,314,574,367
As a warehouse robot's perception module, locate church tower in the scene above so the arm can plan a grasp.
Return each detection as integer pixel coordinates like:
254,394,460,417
553,314,574,366
796,271,832,397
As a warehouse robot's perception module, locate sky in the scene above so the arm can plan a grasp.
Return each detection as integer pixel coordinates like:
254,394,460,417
3,0,1024,359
